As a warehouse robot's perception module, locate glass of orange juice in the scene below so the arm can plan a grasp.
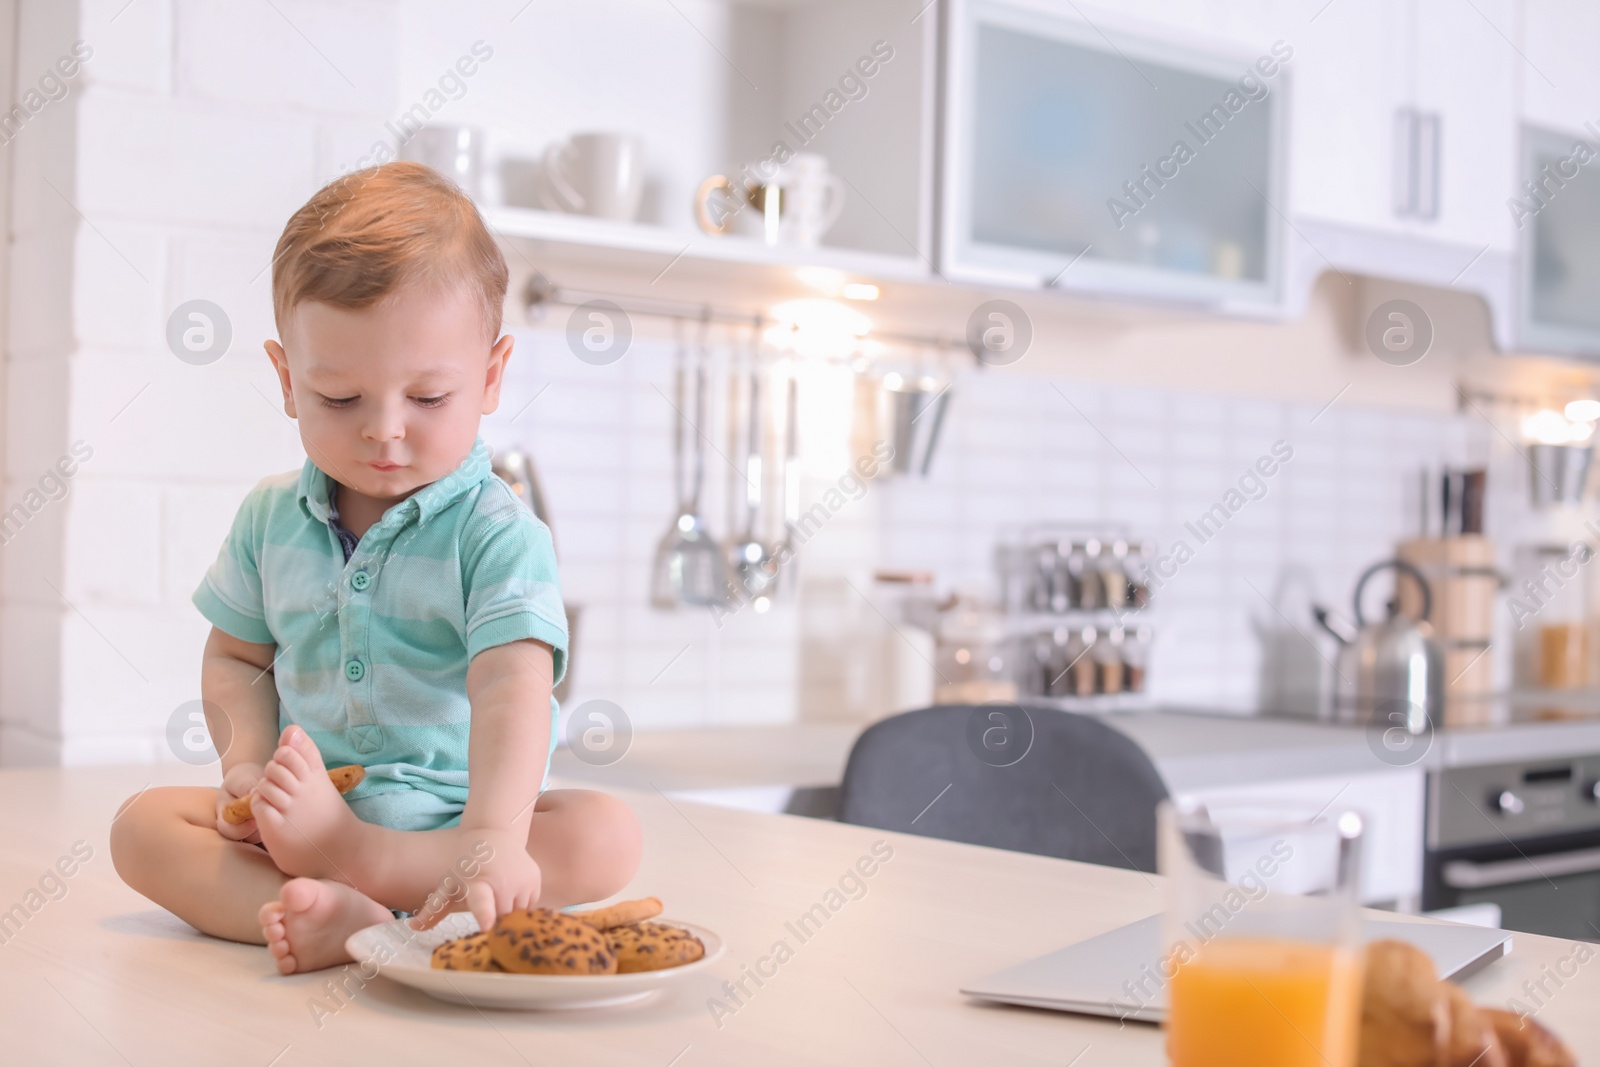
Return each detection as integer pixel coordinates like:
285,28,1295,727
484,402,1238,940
1158,798,1365,1067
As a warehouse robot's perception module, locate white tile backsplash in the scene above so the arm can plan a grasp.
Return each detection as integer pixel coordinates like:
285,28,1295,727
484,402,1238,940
871,367,1487,712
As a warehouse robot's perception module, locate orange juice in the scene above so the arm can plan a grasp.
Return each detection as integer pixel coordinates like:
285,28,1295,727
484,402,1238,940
1166,936,1363,1067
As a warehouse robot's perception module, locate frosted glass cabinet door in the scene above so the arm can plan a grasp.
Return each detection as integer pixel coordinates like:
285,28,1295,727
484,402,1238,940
1520,126,1600,355
941,0,1286,307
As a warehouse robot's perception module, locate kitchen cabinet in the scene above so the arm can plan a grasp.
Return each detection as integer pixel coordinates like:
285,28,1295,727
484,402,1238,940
937,0,1289,309
1513,0,1600,357
1515,125,1600,355
1281,0,1515,253
1519,0,1600,141
465,0,1542,342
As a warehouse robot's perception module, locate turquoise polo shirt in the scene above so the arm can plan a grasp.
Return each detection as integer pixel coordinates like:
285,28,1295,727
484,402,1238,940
191,437,568,831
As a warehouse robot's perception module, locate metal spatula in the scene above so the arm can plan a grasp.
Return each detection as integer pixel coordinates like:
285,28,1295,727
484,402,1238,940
729,322,776,602
650,318,723,608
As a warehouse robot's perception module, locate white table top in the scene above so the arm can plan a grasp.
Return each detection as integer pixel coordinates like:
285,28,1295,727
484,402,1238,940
2,763,1596,1065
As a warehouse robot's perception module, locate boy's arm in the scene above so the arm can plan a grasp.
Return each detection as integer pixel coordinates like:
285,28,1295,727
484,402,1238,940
200,625,281,841
405,637,552,930
460,637,555,836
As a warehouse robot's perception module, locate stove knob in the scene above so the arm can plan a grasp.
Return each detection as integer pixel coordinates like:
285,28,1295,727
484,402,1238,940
1492,790,1526,815
1586,781,1600,804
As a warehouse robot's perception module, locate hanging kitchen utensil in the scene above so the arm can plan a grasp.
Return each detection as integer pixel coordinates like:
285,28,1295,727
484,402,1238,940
491,448,581,703
650,318,724,609
650,321,690,609
875,339,952,478
1313,558,1444,732
678,314,724,605
730,318,777,604
767,372,801,592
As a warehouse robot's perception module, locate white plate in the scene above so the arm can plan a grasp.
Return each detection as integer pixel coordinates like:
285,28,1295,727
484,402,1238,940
343,912,724,1010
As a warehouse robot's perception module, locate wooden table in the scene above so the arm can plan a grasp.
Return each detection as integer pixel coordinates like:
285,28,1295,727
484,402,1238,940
1,764,1595,1065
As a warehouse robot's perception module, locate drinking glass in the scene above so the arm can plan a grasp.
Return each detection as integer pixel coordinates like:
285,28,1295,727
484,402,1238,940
1159,797,1365,1067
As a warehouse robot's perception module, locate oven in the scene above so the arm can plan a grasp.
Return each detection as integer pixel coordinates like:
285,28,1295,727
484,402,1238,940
1424,756,1600,941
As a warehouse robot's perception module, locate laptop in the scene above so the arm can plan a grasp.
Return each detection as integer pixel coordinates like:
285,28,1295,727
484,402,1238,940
961,914,1512,1023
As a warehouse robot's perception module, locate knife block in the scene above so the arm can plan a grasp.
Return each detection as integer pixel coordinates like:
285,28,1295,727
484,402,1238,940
1397,536,1499,725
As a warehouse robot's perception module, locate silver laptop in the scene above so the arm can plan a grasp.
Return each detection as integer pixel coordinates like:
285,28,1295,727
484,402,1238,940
961,914,1512,1023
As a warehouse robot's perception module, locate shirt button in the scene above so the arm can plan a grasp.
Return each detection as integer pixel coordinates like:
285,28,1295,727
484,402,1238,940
344,659,365,682
351,571,371,591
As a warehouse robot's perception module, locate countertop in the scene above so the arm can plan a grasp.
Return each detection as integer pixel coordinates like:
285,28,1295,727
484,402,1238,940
550,711,1600,800
6,763,1600,1064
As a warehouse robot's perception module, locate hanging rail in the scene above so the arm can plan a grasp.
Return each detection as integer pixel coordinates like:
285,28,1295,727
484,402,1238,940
519,273,962,355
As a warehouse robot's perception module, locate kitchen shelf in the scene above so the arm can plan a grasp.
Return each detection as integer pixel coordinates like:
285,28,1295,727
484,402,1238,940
481,206,934,286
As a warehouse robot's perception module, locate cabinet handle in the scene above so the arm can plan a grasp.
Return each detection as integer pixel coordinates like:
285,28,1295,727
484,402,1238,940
1414,113,1440,221
1442,845,1600,889
1393,108,1441,221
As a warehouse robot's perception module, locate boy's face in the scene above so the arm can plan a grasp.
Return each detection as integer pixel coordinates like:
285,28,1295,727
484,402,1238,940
265,283,512,503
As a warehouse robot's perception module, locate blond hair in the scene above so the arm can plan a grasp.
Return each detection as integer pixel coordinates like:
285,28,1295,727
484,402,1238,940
271,161,508,342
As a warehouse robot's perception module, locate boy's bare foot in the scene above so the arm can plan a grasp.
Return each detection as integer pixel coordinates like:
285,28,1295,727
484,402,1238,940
253,725,369,882
259,877,391,974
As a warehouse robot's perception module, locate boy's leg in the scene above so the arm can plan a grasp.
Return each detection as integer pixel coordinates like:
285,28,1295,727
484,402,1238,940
110,786,391,973
522,789,642,909
110,786,288,944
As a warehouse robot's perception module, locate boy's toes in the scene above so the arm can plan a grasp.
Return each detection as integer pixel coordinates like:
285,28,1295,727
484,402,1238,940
262,760,301,793
282,725,327,772
253,779,292,815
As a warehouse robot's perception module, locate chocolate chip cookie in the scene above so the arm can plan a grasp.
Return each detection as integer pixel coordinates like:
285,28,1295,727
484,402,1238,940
429,930,501,971
606,921,705,973
488,908,618,976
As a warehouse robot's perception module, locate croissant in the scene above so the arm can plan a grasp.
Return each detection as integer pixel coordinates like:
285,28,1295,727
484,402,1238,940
1357,939,1573,1067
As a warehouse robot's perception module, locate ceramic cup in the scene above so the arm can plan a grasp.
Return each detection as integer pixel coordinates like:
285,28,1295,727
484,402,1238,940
541,132,646,222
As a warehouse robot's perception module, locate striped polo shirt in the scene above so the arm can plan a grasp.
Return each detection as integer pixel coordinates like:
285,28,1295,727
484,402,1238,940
191,436,568,831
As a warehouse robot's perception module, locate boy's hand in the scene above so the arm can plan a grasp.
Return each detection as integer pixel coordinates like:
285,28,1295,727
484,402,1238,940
216,762,265,843
410,828,541,934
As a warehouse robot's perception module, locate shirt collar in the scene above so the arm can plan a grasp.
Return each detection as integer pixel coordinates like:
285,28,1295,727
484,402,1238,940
297,437,492,530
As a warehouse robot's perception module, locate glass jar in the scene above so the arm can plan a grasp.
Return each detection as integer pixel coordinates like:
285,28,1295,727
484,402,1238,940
1031,543,1057,613
1097,626,1127,693
1512,542,1594,690
1125,541,1153,609
1125,625,1152,693
1073,540,1104,610
933,599,1017,704
1102,541,1130,610
1071,625,1099,696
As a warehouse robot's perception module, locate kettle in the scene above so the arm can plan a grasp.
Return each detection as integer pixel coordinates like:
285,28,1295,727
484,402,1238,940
1313,559,1444,733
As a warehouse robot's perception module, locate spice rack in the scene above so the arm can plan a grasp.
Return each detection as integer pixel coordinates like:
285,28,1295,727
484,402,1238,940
993,525,1154,710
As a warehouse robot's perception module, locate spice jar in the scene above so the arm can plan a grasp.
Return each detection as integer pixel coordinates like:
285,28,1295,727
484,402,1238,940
1073,540,1104,610
1031,543,1058,613
1125,626,1152,693
1097,627,1127,693
1124,541,1153,609
1103,541,1130,610
1071,626,1098,696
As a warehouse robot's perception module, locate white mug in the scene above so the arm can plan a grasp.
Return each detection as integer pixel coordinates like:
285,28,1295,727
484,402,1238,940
541,132,645,222
774,153,846,246
693,152,847,246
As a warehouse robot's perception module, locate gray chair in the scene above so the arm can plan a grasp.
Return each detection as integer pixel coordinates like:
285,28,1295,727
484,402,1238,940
837,704,1170,872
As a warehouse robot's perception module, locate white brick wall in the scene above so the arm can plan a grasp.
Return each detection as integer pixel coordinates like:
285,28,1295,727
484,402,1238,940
0,0,1521,768
1,0,404,765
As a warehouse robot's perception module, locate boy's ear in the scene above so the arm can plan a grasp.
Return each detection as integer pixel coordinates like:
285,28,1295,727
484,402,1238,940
264,340,298,418
482,333,514,415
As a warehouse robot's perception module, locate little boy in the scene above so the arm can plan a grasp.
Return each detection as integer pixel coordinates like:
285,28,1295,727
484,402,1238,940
110,162,641,974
